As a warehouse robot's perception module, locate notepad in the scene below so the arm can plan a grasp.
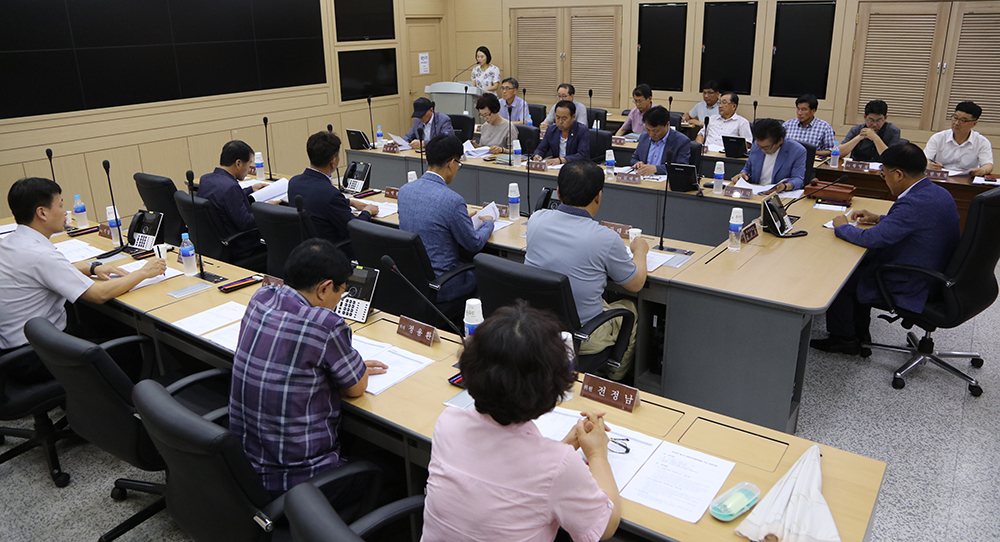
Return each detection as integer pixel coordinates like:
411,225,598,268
114,259,183,291
351,336,436,395
53,239,105,263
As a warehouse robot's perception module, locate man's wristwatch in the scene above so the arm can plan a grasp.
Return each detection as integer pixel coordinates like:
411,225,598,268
89,261,102,276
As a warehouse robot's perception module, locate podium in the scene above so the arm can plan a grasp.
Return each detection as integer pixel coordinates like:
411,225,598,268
424,82,482,122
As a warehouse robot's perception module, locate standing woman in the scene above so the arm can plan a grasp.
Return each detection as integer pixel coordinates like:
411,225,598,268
471,46,501,96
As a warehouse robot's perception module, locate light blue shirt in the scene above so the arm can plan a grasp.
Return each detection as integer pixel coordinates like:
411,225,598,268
646,137,666,167
499,96,530,123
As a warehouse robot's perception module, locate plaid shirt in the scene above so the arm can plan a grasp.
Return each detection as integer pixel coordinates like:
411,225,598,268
783,117,836,152
230,285,366,494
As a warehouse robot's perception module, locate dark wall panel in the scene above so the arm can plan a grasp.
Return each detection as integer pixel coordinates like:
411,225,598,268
769,2,835,99
67,0,174,48
701,2,757,96
0,51,84,118
169,0,254,43
76,46,181,109
637,3,688,92
258,38,327,90
176,42,259,98
338,49,398,102
0,0,74,51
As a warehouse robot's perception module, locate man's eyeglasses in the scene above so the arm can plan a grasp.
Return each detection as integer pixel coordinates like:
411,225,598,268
501,86,515,92
451,159,463,168
950,114,975,124
719,100,733,106
609,437,630,454
878,167,897,180
864,117,886,126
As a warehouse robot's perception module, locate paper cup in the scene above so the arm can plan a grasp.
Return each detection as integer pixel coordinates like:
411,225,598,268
628,228,642,243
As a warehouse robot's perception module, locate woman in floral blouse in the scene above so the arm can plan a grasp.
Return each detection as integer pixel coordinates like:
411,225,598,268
471,46,501,96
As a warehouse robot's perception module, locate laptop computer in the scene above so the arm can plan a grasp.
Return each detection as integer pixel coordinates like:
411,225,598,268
346,129,372,150
723,136,749,158
667,163,699,192
335,265,379,323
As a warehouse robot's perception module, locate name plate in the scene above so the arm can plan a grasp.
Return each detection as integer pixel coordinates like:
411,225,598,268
600,220,632,239
611,136,627,145
382,141,399,154
925,169,949,180
482,203,509,218
396,315,441,347
384,186,399,199
527,160,548,172
262,275,285,288
740,221,759,244
724,186,753,199
844,161,869,172
580,374,640,413
98,223,113,239
617,172,642,185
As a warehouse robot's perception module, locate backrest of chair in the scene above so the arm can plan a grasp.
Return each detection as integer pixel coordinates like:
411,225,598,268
174,191,229,260
449,114,475,142
515,124,540,155
251,202,315,278
688,139,703,173
24,318,160,470
134,173,185,246
590,129,612,163
937,187,1000,326
528,104,546,127
133,380,272,542
473,254,582,330
669,111,683,129
348,220,438,318
800,142,817,183
587,107,608,130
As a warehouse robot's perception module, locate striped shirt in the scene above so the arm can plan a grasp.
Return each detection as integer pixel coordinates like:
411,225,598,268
230,285,366,494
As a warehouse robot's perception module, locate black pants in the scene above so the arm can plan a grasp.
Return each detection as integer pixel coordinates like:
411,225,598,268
826,270,873,341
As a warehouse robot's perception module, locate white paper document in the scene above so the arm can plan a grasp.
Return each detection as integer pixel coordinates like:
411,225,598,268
352,200,398,218
491,219,515,232
172,301,248,337
706,144,724,153
203,322,242,352
250,178,288,204
620,441,736,523
387,133,412,150
973,176,998,185
647,251,690,271
351,337,436,395
823,210,856,229
0,223,17,239
238,179,258,189
114,259,183,291
463,140,492,158
471,202,500,229
54,239,105,263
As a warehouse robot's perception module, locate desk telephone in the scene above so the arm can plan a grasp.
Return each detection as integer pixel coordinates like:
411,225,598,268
123,210,164,255
342,161,371,194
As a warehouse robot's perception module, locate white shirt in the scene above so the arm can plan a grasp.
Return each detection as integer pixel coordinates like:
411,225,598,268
761,151,778,186
697,113,753,149
0,225,93,348
924,129,994,173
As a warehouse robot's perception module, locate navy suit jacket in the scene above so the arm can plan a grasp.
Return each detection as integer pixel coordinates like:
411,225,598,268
403,112,454,143
287,168,371,260
630,129,691,174
534,122,590,162
740,139,808,190
835,178,960,313
197,168,260,259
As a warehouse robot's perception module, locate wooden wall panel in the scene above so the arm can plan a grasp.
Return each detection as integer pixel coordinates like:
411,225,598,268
23,155,95,218
187,132,233,178
138,138,193,188
271,119,311,177
230,126,267,173
341,105,403,139
307,114,342,137
0,163,27,221
83,146,144,221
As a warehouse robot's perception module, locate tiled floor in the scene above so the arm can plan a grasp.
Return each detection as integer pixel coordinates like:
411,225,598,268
3,269,998,541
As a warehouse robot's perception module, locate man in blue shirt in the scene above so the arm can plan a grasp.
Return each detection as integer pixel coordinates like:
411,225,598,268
287,131,378,260
732,119,808,193
498,77,530,124
398,135,494,302
812,143,960,354
404,97,454,150
783,94,836,157
630,106,690,175
197,140,268,260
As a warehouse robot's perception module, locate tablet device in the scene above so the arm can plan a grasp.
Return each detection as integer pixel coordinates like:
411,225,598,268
723,136,749,158
346,129,372,150
667,163,699,192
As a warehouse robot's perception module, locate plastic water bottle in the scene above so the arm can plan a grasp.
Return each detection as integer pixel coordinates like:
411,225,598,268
464,299,484,338
376,125,383,147
255,152,264,181
830,147,841,169
512,140,522,167
508,182,521,219
180,233,197,276
72,195,89,228
106,206,121,247
526,116,533,127
713,162,725,194
605,149,616,182
728,208,743,252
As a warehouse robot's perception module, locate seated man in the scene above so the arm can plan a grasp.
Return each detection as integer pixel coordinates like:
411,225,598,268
197,140,267,260
616,84,656,136
229,239,387,500
525,160,649,381
398,135,494,302
403,97,454,150
532,101,591,166
0,178,166,382
539,83,588,133
630,105,691,175
287,131,378,260
497,77,530,125
924,101,994,176
682,80,721,128
732,118,807,193
695,92,752,149
811,143,960,354
783,94,837,157
839,99,901,163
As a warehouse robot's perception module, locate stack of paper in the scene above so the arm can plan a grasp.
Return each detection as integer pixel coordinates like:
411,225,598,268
114,260,183,291
387,133,412,150
471,202,500,229
54,239,105,263
734,179,804,200
352,201,398,218
250,178,288,204
463,140,492,159
351,336,435,395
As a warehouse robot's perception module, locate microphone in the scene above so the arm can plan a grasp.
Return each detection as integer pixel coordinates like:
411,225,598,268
452,62,477,82
417,128,425,175
588,89,594,126
95,160,126,259
327,124,333,132
380,255,464,338
655,151,674,251
703,116,710,145
367,96,375,143
183,170,226,283
262,117,275,181
45,148,55,182
668,96,673,113
783,174,851,210
753,100,758,123
464,86,469,115
508,104,515,167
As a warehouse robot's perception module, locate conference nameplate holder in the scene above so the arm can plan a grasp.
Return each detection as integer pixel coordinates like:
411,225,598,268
740,221,760,244
527,160,548,172
844,161,870,172
724,186,753,199
98,223,113,240
397,315,441,347
600,221,632,239
382,141,400,154
482,203,509,218
611,136,627,145
617,172,642,185
262,275,285,288
925,169,949,180
580,374,640,413
384,187,399,199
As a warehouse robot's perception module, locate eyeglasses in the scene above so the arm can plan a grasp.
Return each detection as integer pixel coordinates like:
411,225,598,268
608,437,630,454
500,86,515,92
864,116,885,126
451,158,463,168
757,140,779,153
878,167,897,180
719,100,733,106
950,114,975,124
557,94,571,100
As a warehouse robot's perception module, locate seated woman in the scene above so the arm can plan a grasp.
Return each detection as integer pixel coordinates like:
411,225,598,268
422,301,621,542
476,93,515,155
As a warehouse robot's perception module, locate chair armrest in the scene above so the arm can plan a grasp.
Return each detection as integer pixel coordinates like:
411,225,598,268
0,345,35,371
429,262,476,292
350,495,426,539
334,238,351,251
577,308,634,370
201,406,229,425
261,459,383,523
576,308,632,341
98,335,152,352
221,228,260,247
164,368,231,395
874,263,951,314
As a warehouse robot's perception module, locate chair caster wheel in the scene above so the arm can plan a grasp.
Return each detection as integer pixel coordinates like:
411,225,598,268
860,347,872,358
111,487,128,501
971,358,984,368
892,377,905,389
52,471,70,487
969,384,983,397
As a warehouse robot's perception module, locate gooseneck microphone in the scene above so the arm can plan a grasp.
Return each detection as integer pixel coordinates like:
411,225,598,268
588,89,594,126
46,148,55,181
381,255,464,338
783,174,851,210
668,96,673,113
185,170,226,283
262,117,275,181
703,116,710,146
327,124,333,132
464,86,469,116
367,96,375,143
507,104,515,167
452,62,477,82
753,100,759,123
96,159,127,259
655,151,675,251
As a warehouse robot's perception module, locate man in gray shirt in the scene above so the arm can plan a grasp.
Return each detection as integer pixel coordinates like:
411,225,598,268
525,160,648,381
539,83,589,134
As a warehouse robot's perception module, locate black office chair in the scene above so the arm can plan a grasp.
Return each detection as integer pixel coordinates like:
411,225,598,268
801,142,817,184
348,220,471,331
589,129,613,163
134,173,186,246
587,107,608,131
132,379,382,542
448,114,475,142
0,346,72,487
174,191,267,272
528,104,546,127
515,124,540,156
473,253,634,375
669,111,683,130
286,483,425,542
24,317,231,542
863,187,1000,395
688,139,704,173
251,198,319,278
